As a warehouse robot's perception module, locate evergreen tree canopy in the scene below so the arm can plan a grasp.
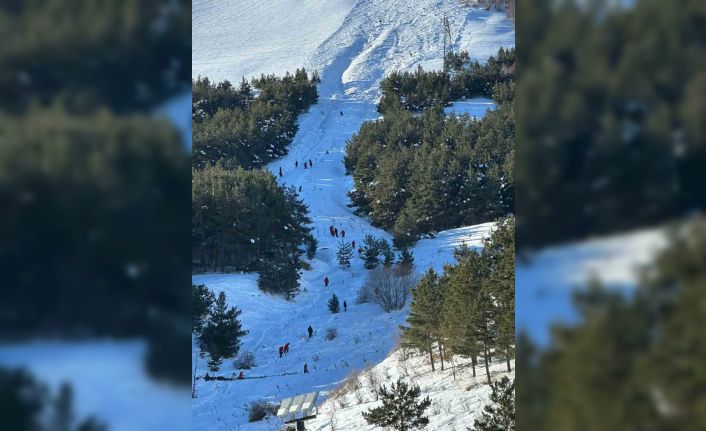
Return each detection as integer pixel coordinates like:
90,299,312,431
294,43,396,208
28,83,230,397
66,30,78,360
198,291,247,371
471,376,516,431
192,284,215,334
518,217,706,430
328,294,341,314
362,378,431,431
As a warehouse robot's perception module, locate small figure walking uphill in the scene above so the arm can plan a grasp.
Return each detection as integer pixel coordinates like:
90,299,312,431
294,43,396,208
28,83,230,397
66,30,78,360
295,161,298,167
284,342,290,354
351,240,355,248
334,228,338,237
304,363,309,374
309,159,313,167
304,162,308,169
324,275,329,287
308,325,313,338
343,300,347,311
238,371,244,380
279,345,283,358
341,229,346,238
329,225,335,237
279,167,283,177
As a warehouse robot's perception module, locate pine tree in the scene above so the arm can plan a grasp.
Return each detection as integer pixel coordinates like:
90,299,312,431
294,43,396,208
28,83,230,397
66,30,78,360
401,269,445,371
471,377,515,431
362,379,431,431
192,284,215,335
363,234,381,269
441,247,486,380
328,294,341,314
336,241,353,268
483,217,515,371
198,292,247,371
380,239,396,267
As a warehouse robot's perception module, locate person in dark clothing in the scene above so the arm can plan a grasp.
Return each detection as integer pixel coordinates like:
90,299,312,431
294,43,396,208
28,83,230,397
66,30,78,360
340,110,343,116
351,240,355,248
343,300,347,311
304,363,309,374
295,161,298,167
309,159,313,166
299,185,302,192
358,247,363,255
279,167,283,177
334,228,338,237
279,346,283,358
324,275,329,287
284,342,290,353
307,325,313,338
304,162,308,169
341,229,346,238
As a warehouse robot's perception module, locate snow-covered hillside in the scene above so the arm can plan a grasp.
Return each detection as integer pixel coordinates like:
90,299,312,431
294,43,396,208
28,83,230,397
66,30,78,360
517,227,668,346
192,0,514,429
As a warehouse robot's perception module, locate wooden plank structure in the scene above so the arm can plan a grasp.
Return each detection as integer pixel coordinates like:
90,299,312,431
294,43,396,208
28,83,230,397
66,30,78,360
277,391,319,430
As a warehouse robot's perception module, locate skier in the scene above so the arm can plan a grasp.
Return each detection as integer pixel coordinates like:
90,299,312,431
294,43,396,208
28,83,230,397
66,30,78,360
279,167,283,177
351,240,356,248
341,229,346,238
279,345,283,358
324,275,329,287
308,325,313,338
238,371,244,380
334,228,338,237
284,342,290,354
295,161,298,168
304,363,309,374
343,300,347,311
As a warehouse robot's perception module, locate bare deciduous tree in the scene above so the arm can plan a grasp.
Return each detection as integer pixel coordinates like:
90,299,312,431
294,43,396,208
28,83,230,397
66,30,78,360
358,267,416,312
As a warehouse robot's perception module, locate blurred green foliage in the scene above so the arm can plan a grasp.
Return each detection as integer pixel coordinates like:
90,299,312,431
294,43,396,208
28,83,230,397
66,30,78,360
516,0,706,249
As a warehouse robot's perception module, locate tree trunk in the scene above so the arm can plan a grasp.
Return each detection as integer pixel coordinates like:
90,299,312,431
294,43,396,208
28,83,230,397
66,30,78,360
484,346,491,385
506,349,512,372
471,355,476,377
428,341,435,372
437,342,444,371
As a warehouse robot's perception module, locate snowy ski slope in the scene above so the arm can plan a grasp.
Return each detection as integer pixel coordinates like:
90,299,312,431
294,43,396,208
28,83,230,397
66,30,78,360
192,0,514,429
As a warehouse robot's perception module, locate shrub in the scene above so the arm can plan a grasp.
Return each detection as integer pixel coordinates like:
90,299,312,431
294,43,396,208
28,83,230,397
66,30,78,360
247,400,277,422
234,351,256,370
359,267,416,312
325,327,338,341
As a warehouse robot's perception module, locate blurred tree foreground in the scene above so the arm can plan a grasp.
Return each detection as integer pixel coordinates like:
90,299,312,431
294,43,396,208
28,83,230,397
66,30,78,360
0,0,191,384
517,0,706,249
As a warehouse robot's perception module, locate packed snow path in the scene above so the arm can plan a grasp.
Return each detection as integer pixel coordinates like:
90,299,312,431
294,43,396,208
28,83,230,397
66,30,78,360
192,1,513,429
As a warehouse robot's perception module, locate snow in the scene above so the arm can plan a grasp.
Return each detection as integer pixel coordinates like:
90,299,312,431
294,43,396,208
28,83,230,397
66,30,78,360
516,227,668,346
0,340,190,431
306,350,513,431
444,98,495,119
193,0,513,429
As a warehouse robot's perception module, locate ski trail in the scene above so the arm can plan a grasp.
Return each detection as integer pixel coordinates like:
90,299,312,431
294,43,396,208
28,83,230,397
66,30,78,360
192,1,513,429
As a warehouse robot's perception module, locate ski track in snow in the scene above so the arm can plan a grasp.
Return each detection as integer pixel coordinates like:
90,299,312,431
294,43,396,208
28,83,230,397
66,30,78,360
192,1,514,429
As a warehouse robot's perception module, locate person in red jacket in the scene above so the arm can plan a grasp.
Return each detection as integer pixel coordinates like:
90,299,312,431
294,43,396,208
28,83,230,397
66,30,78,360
278,345,283,358
358,247,363,255
324,276,329,287
238,371,244,379
329,225,335,236
284,342,290,354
